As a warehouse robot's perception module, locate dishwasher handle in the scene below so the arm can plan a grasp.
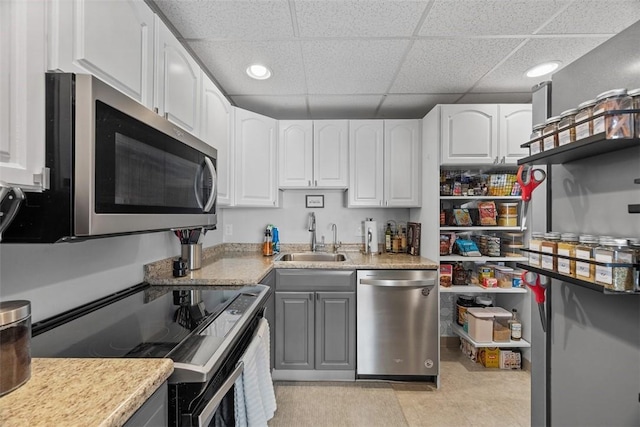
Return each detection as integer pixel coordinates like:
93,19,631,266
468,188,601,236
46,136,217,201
359,278,436,288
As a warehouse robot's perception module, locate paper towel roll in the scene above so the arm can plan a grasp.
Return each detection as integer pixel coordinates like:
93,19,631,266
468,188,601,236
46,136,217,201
363,219,378,254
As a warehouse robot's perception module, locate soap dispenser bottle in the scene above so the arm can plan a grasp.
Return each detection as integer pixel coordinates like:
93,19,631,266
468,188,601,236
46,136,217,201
263,229,273,256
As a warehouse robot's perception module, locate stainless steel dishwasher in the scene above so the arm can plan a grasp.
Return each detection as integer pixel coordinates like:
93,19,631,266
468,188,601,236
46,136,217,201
356,269,438,380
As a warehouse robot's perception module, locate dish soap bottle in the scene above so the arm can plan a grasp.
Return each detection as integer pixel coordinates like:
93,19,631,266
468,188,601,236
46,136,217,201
509,309,522,341
262,229,273,256
272,226,280,254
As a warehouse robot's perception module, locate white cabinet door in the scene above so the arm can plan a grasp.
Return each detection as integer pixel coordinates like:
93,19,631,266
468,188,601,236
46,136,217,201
314,120,349,189
0,0,46,190
499,104,532,165
441,105,498,165
155,17,201,136
48,0,155,107
384,120,421,207
235,109,278,207
348,121,384,207
278,121,313,188
200,74,234,206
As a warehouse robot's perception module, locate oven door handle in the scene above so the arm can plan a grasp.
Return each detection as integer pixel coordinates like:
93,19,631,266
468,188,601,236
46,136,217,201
197,361,244,427
359,278,436,287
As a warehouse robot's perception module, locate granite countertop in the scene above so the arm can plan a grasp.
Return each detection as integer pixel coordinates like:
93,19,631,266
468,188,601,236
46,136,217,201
0,358,173,427
144,243,438,286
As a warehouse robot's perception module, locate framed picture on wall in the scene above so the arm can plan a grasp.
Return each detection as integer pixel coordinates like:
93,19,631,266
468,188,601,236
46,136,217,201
305,195,324,208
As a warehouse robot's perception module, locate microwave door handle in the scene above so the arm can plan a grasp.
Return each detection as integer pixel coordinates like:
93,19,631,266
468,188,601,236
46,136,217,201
203,157,217,213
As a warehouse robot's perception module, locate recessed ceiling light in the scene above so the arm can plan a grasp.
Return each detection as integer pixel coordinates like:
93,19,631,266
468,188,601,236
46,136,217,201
246,64,272,80
525,61,561,78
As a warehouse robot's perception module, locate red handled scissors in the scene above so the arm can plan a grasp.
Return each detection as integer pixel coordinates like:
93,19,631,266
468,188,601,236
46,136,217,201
522,271,549,332
517,165,546,230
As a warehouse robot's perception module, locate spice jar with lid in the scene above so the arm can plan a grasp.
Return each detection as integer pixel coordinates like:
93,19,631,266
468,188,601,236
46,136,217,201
594,89,634,139
529,231,545,267
576,234,599,282
626,237,640,291
542,116,561,151
557,232,579,277
0,301,32,396
541,232,561,271
558,109,578,146
529,123,545,155
628,88,640,138
575,99,596,141
595,238,636,292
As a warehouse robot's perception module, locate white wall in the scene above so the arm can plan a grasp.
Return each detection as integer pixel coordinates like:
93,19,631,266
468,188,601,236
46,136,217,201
223,190,410,246
0,228,223,322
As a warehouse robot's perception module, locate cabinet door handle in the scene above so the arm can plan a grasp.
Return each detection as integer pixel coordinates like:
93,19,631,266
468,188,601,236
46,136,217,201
153,107,159,114
164,112,169,120
309,294,313,301
493,156,498,164
316,293,319,300
500,156,506,164
314,180,318,187
308,180,311,187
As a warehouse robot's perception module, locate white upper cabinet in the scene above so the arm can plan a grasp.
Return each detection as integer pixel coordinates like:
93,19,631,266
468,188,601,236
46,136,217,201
348,120,421,207
235,108,278,207
440,104,531,165
278,120,348,189
348,121,384,207
1,0,47,190
314,121,349,188
48,0,155,107
498,104,532,164
154,17,201,136
440,105,498,165
200,74,234,207
278,121,313,188
384,120,421,207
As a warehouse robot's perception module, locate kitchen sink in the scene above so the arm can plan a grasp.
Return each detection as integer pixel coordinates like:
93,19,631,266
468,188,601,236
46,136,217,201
275,252,347,262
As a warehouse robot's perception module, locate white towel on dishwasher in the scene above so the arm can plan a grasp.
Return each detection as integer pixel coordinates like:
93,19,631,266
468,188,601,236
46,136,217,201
234,317,277,427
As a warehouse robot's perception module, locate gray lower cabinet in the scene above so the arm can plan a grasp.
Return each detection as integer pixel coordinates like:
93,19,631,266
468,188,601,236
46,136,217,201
274,269,356,378
123,382,168,427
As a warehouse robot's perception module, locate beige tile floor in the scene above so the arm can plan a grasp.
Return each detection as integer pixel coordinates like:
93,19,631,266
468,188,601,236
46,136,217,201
269,347,531,427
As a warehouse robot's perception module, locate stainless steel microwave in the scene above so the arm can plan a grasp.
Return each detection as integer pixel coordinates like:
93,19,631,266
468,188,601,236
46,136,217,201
3,73,217,243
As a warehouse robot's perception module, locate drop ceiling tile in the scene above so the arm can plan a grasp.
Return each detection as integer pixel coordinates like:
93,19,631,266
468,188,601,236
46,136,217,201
473,36,611,93
377,94,462,119
538,1,640,34
302,39,410,94
189,40,306,96
457,92,532,104
153,0,293,39
391,38,525,93
230,95,309,119
308,95,383,119
294,0,428,37
419,0,569,36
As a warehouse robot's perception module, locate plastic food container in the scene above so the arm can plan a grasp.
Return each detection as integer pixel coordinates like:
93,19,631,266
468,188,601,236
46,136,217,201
628,88,640,138
0,300,31,397
594,89,634,139
529,123,545,155
542,116,561,151
497,215,518,227
575,99,596,140
497,202,518,216
494,265,514,288
558,108,578,146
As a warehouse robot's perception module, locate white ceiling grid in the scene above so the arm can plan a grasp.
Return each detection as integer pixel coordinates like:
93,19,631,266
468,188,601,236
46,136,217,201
151,0,640,119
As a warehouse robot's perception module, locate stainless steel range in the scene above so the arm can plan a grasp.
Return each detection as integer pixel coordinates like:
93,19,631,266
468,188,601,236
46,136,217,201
31,283,271,426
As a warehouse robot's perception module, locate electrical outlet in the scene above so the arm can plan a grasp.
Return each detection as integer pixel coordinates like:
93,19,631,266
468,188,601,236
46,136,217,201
224,224,233,236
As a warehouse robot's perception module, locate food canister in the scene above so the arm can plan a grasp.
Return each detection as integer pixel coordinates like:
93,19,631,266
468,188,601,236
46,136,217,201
529,123,545,155
595,238,635,292
541,232,561,271
0,300,31,396
497,215,518,227
628,88,640,138
594,89,634,139
576,234,599,282
497,202,518,216
558,108,578,146
456,295,475,327
557,232,579,277
542,116,561,151
574,99,596,140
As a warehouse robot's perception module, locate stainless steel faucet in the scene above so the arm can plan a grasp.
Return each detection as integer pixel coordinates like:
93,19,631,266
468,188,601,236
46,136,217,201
308,212,317,251
331,223,341,253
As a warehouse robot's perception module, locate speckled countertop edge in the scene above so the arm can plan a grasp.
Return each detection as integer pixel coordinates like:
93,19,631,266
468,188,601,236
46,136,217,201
0,358,173,427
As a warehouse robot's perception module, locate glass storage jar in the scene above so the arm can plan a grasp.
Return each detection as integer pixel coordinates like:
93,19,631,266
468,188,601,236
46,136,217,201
594,89,634,139
628,88,640,138
541,232,561,271
528,231,545,267
529,123,545,155
576,234,599,282
595,238,636,292
557,109,578,146
542,116,561,151
557,232,578,277
574,99,596,141
626,237,640,291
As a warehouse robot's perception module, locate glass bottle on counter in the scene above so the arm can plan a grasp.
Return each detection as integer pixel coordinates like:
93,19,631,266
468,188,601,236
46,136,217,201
574,99,596,141
595,238,636,292
262,229,273,256
385,223,393,252
509,309,522,341
557,232,579,277
528,231,545,267
575,235,599,282
541,232,561,272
